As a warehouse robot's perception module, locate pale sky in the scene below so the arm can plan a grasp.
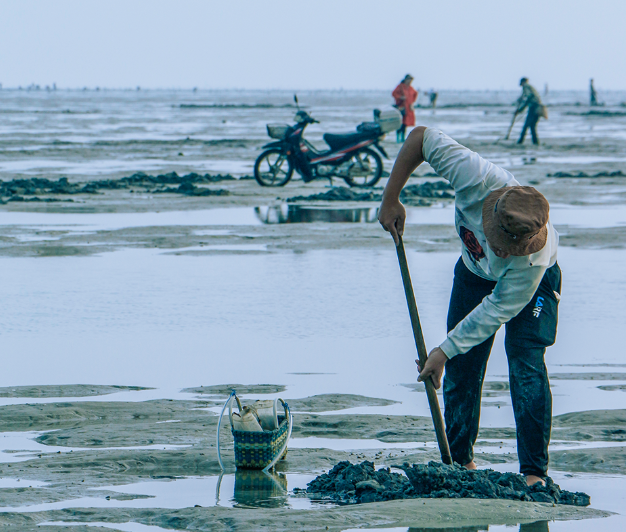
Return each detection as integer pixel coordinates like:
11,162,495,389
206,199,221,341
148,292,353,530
1,0,625,90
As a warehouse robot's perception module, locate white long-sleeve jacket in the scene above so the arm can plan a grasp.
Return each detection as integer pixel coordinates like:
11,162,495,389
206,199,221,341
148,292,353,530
421,128,559,358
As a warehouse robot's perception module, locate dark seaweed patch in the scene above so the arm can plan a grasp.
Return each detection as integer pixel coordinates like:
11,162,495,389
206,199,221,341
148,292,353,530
0,172,244,200
287,182,452,204
547,170,625,178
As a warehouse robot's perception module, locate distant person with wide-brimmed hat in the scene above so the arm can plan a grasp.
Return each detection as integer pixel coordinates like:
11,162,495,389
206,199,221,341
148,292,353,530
378,127,560,487
392,74,418,143
516,78,547,145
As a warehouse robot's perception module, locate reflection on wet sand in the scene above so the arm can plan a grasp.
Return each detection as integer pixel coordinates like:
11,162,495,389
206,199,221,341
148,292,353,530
217,469,289,508
233,469,288,508
255,204,379,224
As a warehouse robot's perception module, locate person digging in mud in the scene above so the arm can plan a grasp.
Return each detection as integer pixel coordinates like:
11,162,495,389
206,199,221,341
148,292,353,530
515,78,546,145
378,127,561,488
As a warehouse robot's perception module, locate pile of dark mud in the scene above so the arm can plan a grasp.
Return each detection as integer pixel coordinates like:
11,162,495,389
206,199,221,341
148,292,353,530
0,172,241,202
287,181,452,204
301,461,590,507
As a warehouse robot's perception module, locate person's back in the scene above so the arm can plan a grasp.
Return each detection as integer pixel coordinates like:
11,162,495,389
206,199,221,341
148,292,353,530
519,82,542,109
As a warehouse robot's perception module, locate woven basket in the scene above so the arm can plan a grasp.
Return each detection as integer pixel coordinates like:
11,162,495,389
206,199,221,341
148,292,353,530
230,396,291,470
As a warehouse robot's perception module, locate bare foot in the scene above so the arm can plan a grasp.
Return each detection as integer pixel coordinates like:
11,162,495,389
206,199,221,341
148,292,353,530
525,475,546,487
463,461,477,470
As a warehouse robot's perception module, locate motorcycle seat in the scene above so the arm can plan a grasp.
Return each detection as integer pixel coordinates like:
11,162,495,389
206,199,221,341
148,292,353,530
323,130,374,151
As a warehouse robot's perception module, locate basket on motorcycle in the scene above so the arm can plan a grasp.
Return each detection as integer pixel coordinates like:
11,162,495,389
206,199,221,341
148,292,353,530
267,124,291,140
375,108,403,133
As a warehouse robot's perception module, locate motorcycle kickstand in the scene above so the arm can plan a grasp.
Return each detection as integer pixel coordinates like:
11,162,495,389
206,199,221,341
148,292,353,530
327,176,334,187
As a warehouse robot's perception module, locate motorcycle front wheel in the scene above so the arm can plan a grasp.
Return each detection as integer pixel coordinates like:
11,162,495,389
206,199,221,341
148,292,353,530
254,149,293,186
342,148,383,187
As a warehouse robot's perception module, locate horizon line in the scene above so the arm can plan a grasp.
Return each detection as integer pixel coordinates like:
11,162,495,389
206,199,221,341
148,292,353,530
1,86,623,92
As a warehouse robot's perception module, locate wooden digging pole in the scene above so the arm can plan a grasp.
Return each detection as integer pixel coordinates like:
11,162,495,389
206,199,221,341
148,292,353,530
396,236,453,465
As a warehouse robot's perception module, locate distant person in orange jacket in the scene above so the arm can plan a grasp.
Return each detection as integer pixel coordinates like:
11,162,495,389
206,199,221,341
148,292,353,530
392,75,418,143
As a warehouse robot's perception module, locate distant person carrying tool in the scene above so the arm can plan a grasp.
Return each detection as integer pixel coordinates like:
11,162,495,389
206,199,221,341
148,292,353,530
378,127,561,487
392,75,418,143
516,78,547,145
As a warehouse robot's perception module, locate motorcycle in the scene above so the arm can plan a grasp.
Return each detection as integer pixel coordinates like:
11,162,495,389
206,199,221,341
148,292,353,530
254,97,402,187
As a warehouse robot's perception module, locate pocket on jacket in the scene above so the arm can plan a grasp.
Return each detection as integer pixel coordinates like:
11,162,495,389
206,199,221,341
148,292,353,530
505,263,561,348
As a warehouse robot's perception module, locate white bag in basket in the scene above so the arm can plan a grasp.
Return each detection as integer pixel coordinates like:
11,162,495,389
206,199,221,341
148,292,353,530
231,405,263,432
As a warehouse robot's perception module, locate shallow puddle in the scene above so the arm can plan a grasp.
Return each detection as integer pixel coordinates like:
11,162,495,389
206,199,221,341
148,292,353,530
0,478,47,488
289,437,433,451
0,471,321,513
163,243,268,253
0,431,189,464
4,203,626,238
0,208,262,230
255,205,379,224
2,246,626,420
288,436,626,456
40,524,169,532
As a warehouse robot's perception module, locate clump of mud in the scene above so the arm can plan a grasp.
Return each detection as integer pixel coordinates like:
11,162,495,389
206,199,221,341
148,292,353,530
302,461,590,507
302,461,415,504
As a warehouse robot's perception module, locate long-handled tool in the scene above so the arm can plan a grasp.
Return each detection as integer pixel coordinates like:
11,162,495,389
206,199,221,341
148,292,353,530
396,236,453,465
503,110,520,141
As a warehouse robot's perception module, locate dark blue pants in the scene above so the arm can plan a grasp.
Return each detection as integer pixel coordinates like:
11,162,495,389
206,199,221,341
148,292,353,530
443,258,561,477
518,106,541,145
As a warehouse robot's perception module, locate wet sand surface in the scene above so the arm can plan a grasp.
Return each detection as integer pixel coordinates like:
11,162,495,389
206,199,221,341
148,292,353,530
1,90,626,530
0,390,622,529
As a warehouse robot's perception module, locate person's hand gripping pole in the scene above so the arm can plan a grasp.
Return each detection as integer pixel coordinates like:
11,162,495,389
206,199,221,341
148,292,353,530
416,347,448,390
378,126,427,246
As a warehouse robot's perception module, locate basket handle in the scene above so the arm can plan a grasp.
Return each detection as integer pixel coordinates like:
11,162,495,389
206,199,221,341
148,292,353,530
262,399,292,473
217,390,237,472
228,394,243,428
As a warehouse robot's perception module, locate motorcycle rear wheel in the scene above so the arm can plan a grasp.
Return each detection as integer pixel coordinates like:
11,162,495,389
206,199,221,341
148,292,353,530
254,149,293,186
343,148,383,187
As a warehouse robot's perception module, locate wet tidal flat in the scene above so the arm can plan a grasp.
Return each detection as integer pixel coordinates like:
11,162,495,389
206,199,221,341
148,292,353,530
1,89,626,530
0,387,620,531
